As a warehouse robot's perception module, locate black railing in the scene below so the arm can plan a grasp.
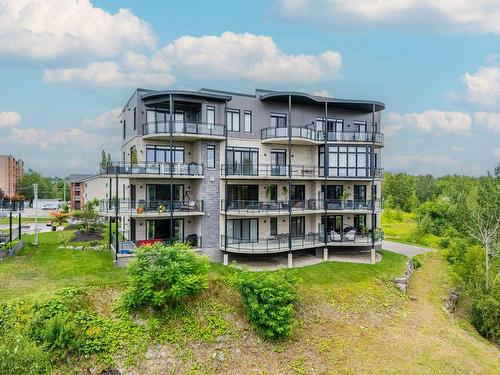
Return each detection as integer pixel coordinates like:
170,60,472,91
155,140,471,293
100,199,203,214
100,162,204,176
0,200,24,211
143,121,225,137
261,126,319,142
220,164,382,179
221,199,319,212
221,229,383,253
261,126,384,145
321,199,383,210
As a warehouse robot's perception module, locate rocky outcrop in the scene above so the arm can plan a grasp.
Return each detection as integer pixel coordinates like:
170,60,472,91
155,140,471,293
394,257,415,293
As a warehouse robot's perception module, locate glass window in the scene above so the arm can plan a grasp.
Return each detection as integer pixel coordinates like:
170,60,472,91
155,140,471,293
207,106,215,129
228,218,258,242
207,145,215,169
244,111,252,132
290,216,305,237
122,119,126,139
226,147,259,175
146,145,184,163
146,109,156,123
133,107,137,130
227,109,240,131
270,217,277,236
271,113,287,128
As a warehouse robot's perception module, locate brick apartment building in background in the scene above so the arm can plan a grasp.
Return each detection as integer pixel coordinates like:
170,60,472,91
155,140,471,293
0,155,24,198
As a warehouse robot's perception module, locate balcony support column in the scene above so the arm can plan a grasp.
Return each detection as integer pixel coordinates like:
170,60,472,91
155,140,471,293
169,94,174,244
108,177,112,251
224,100,228,253
323,247,329,261
323,101,329,246
287,252,293,268
370,103,376,263
223,252,229,266
115,174,119,260
287,94,292,253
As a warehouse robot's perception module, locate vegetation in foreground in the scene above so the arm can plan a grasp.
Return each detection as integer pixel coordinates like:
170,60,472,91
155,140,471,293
0,231,498,374
383,172,499,343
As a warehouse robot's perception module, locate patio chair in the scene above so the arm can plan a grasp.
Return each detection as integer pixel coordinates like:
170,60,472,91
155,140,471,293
344,229,356,241
330,230,341,242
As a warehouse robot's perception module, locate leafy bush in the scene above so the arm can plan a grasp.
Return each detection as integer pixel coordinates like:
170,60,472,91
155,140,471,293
0,333,51,375
122,242,209,310
233,270,298,340
412,257,422,270
470,288,500,344
77,200,103,234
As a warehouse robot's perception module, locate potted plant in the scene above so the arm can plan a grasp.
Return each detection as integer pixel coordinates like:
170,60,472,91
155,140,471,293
158,204,165,214
339,190,350,208
136,205,145,214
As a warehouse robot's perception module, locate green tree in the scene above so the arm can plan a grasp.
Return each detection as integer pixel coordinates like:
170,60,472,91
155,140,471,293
101,150,107,166
17,170,53,201
382,172,416,212
414,174,437,203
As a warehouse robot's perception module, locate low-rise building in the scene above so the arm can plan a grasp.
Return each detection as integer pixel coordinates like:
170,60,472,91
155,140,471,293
0,155,23,198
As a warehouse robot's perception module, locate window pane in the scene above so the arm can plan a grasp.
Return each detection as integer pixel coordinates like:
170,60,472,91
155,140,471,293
207,146,215,169
244,112,252,132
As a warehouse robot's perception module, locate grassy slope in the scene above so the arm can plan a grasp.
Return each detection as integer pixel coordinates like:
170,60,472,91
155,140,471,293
0,232,498,374
0,231,126,301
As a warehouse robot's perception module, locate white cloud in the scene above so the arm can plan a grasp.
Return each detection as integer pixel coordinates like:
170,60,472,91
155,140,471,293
0,111,21,128
10,127,109,150
392,153,459,167
388,110,472,134
43,54,175,87
493,148,500,161
383,124,403,138
81,108,122,130
462,65,500,107
472,112,500,133
159,32,341,83
451,145,464,152
277,0,500,34
0,0,155,60
43,32,342,86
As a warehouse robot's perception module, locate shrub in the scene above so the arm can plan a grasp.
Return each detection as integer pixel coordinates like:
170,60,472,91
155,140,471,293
0,333,51,375
122,242,209,310
233,270,298,340
412,257,422,270
470,289,500,344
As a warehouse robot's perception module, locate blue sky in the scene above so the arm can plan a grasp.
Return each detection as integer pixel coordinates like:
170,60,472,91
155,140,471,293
0,0,499,177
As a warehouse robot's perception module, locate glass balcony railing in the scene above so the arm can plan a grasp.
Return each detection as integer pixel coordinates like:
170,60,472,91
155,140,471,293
100,199,203,215
143,121,225,137
220,164,383,179
100,162,204,176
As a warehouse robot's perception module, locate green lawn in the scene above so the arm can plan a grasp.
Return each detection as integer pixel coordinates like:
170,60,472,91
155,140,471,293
0,216,51,225
0,231,126,301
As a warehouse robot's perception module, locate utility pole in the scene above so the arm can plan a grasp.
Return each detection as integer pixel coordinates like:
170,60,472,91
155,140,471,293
63,178,66,203
33,183,39,245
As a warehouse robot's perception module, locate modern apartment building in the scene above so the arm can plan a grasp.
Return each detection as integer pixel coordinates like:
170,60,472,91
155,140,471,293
99,88,384,265
0,155,24,198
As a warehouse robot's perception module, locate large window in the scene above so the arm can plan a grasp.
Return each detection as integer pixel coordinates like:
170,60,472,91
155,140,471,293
227,185,258,203
270,217,277,236
244,110,252,132
228,218,258,243
319,145,372,177
290,216,305,237
271,113,287,128
207,145,215,169
207,106,215,130
354,185,366,200
133,107,137,131
146,145,184,163
227,109,240,131
122,119,126,139
270,150,286,176
354,214,366,231
226,147,258,175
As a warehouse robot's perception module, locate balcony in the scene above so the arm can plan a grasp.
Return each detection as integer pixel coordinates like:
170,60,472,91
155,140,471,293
221,199,320,214
261,126,319,145
221,230,383,254
221,199,382,215
142,121,225,141
261,126,384,146
99,199,204,216
220,164,383,179
100,162,204,178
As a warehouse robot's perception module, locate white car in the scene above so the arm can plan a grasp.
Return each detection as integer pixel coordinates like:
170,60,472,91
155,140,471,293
41,204,58,210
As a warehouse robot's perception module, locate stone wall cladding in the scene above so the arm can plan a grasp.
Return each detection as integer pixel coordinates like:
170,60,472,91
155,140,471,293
200,140,223,261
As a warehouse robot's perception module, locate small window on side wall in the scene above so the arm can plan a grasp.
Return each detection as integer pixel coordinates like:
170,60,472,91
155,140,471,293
244,111,252,132
207,145,215,169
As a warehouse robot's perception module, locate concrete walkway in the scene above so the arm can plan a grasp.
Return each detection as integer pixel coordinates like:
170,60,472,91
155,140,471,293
383,240,434,257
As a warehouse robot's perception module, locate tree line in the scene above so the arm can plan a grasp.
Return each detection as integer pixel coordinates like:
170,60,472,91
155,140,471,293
383,170,499,343
0,170,70,202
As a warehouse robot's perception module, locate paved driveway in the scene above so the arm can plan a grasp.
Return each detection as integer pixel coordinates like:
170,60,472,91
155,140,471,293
382,240,434,257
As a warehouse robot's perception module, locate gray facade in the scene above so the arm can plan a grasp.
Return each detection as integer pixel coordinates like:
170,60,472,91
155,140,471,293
100,88,385,263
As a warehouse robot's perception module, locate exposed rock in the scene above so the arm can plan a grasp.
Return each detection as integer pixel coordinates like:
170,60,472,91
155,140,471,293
445,290,460,313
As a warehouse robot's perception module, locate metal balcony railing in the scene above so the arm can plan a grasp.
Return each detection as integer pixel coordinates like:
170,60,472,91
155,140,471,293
143,121,225,137
220,164,383,179
100,199,203,215
100,162,204,176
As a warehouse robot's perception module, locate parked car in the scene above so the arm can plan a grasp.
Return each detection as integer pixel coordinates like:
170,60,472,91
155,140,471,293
41,203,58,210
